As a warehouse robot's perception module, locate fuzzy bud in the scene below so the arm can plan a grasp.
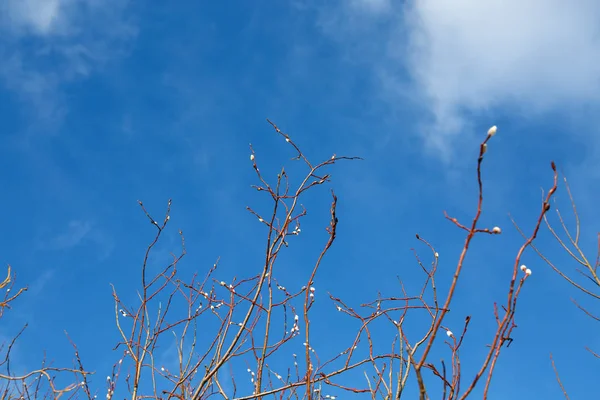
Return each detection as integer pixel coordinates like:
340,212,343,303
487,125,497,137
492,226,502,234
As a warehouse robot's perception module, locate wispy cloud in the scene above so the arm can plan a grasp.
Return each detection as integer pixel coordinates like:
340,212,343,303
27,269,56,296
38,220,92,250
0,0,137,127
316,0,600,158
35,219,114,260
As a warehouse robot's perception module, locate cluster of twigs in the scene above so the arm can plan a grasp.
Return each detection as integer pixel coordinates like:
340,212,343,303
322,127,559,400
529,173,600,399
103,119,376,399
1,121,571,400
0,266,92,398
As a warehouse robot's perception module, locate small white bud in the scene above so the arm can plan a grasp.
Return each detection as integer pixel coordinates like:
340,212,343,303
336,306,342,312
259,218,264,223
487,125,497,137
482,143,488,154
520,265,527,272
525,268,532,276
492,226,502,234
434,252,439,258
285,137,290,142
310,287,315,292
250,154,255,161
161,367,165,372
446,330,453,337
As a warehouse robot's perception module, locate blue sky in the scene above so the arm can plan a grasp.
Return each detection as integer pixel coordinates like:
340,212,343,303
1,0,600,398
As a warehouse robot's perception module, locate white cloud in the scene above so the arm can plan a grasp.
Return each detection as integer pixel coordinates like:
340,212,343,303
317,0,600,157
1,0,135,39
0,0,137,127
2,0,63,35
404,0,600,144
